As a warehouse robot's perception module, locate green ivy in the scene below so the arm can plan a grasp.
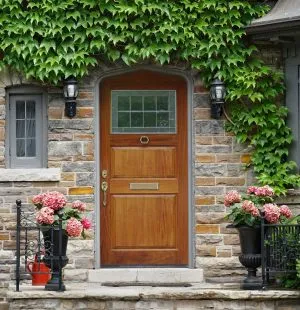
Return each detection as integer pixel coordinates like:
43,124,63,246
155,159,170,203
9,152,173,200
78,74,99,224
0,0,299,193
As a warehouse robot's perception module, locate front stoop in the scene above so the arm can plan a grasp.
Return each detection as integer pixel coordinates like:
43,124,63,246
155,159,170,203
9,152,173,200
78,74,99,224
6,285,300,310
87,268,204,284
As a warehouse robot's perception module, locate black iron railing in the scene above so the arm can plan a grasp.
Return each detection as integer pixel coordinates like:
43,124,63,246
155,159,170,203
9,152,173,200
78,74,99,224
261,221,300,288
16,200,65,291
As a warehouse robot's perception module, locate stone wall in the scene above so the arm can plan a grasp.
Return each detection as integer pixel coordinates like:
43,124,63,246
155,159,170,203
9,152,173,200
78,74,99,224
0,44,297,305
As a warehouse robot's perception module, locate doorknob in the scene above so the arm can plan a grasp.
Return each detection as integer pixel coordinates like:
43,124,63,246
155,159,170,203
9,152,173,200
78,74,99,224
101,181,108,207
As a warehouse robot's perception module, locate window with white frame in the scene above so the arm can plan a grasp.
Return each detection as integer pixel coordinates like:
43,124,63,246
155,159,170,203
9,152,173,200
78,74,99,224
8,90,47,168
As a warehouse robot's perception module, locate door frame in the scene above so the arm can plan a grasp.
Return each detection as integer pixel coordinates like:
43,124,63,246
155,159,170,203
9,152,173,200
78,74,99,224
93,66,195,268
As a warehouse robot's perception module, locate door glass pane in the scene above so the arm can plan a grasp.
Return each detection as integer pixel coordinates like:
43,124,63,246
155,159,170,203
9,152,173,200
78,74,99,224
111,90,176,133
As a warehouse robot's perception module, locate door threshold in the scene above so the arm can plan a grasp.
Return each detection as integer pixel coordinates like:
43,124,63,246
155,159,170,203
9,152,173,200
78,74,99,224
88,268,204,284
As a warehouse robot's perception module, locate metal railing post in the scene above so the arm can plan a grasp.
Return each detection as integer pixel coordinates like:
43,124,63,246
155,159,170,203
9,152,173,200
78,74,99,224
16,200,22,292
58,213,63,291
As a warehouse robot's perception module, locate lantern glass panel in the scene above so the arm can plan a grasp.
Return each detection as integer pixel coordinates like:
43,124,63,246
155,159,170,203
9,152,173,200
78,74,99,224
64,85,76,98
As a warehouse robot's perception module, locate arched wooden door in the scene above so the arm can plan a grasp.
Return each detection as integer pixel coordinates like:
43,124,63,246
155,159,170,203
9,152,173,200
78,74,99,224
100,70,188,266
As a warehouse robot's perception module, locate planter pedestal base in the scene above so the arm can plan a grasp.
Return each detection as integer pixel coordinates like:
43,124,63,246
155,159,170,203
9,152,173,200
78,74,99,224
239,253,262,290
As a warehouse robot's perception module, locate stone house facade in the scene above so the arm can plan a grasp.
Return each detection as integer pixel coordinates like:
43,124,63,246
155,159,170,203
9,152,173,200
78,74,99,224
0,43,288,304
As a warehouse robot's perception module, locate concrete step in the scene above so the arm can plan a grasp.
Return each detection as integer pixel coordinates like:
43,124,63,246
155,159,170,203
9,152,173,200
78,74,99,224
87,268,204,284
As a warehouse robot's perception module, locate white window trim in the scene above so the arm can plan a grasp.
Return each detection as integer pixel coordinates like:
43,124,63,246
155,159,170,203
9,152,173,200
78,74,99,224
6,86,48,168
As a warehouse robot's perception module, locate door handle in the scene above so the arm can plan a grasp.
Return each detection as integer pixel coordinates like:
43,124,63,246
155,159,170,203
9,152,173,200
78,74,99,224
101,181,108,207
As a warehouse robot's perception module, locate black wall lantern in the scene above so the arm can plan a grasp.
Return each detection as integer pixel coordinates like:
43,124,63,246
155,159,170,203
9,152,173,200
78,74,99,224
210,78,226,119
63,77,79,118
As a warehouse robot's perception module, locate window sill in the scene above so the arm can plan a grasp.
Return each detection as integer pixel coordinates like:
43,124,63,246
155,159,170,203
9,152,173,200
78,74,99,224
0,168,61,182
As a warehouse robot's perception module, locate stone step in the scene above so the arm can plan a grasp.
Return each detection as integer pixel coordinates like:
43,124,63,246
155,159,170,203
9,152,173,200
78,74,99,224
87,268,204,284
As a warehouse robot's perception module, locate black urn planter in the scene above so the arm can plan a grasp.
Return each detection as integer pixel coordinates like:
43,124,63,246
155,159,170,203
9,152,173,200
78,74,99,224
236,226,262,290
42,227,69,291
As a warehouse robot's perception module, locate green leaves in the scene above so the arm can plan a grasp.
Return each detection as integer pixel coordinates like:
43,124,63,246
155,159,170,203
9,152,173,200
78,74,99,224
0,0,299,193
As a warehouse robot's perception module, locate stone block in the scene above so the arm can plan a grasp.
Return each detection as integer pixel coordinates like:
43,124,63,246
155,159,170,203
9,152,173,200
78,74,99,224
61,173,75,181
195,154,216,163
196,245,217,257
74,133,94,141
67,240,94,257
195,164,226,177
196,234,223,245
76,173,95,186
78,91,94,100
196,213,225,224
195,177,215,186
69,187,94,195
216,246,232,257
213,136,232,145
194,108,211,120
195,187,225,196
216,154,240,163
48,141,83,156
0,233,9,241
195,120,225,135
64,119,93,131
196,256,245,277
193,94,210,108
220,223,237,234
216,177,245,186
224,234,240,245
196,145,232,153
241,154,251,163
0,302,8,310
196,224,220,234
48,107,63,119
196,205,225,213
64,269,88,281
62,162,95,172
77,107,94,118
227,164,245,177
48,120,65,130
195,136,213,145
194,196,215,206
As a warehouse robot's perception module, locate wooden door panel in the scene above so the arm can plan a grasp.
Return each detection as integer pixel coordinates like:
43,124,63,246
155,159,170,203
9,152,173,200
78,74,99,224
111,195,177,248
111,147,176,178
100,70,188,266
110,178,178,194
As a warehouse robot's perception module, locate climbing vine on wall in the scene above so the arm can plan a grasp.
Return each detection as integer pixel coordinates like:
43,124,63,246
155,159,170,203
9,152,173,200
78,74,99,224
0,0,299,193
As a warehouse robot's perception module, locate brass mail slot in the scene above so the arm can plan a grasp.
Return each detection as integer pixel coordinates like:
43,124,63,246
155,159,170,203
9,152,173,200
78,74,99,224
129,183,159,190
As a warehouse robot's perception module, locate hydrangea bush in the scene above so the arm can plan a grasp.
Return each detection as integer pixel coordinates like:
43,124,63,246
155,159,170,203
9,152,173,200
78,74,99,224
32,191,92,238
224,185,292,227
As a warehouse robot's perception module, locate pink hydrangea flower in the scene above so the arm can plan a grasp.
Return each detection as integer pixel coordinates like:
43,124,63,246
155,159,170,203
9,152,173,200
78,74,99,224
32,193,46,206
242,200,259,217
255,185,274,197
224,190,241,207
263,203,280,223
279,205,292,218
36,207,54,225
42,191,67,211
81,217,92,229
66,218,83,237
247,186,258,195
72,200,86,212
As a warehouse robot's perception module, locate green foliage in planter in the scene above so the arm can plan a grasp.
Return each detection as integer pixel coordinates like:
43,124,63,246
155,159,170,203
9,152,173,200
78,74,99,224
0,0,299,193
